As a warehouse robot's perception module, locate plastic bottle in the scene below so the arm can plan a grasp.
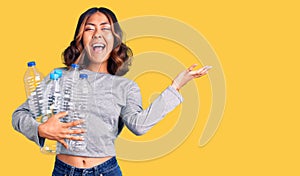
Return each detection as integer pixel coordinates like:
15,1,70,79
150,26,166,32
69,73,91,151
40,72,62,154
61,64,80,123
23,61,44,121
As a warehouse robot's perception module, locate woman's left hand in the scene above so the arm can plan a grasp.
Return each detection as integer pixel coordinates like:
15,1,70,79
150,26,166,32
38,111,85,149
171,64,212,91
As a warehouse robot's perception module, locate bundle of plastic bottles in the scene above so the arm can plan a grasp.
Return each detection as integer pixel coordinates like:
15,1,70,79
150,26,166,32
24,61,91,154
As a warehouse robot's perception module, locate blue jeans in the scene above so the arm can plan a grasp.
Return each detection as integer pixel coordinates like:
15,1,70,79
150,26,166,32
52,156,122,176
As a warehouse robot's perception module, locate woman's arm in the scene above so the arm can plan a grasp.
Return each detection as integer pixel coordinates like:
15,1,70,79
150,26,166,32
120,64,212,136
12,100,45,146
12,100,86,149
120,82,183,136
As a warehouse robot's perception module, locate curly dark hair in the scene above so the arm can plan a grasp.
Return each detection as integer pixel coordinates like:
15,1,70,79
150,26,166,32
62,7,132,76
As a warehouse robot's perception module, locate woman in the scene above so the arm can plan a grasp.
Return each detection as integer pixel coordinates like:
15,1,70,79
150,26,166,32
12,7,212,176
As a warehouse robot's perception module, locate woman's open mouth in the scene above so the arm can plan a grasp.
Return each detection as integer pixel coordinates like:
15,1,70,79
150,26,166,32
92,43,106,53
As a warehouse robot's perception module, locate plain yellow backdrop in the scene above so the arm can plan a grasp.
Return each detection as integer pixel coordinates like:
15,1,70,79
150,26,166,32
1,0,299,175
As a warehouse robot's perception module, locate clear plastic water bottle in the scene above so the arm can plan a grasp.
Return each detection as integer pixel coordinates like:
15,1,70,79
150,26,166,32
69,73,91,151
61,64,80,123
23,61,44,122
40,72,62,154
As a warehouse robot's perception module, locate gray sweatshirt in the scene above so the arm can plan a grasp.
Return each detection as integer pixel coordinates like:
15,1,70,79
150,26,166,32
12,69,183,157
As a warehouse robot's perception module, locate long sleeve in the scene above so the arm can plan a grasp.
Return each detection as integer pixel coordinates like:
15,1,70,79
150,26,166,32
11,68,64,147
12,99,45,147
120,82,183,135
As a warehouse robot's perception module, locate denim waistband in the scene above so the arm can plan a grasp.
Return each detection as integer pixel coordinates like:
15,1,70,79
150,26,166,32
54,156,118,175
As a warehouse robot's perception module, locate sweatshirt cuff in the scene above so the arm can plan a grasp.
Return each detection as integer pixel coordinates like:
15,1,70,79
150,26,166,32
166,86,184,103
34,123,45,147
160,86,184,113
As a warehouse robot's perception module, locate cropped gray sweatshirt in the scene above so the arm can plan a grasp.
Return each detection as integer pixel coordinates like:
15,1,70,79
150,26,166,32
12,69,183,157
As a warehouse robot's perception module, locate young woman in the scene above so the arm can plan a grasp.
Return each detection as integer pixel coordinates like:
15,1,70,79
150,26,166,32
12,7,212,176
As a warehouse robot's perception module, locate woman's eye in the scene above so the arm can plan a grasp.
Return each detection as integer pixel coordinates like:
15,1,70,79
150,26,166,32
102,28,111,31
85,28,94,31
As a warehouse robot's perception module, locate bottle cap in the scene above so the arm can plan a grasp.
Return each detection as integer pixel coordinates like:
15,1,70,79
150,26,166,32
27,61,36,67
71,64,80,69
53,69,63,78
79,74,88,79
50,73,60,80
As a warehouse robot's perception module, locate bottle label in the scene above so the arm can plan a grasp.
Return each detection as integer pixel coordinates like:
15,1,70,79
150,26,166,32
35,76,41,81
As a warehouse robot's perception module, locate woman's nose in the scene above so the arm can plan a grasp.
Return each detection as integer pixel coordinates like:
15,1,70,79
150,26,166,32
93,30,102,39
93,33,102,39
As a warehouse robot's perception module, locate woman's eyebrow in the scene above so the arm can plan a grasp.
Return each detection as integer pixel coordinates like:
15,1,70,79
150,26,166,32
85,22,110,26
100,22,110,26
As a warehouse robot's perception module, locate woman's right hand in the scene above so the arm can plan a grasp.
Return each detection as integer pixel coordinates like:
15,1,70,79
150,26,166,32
38,111,85,149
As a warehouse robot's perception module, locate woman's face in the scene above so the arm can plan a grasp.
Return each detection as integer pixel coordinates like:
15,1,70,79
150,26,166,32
82,12,114,68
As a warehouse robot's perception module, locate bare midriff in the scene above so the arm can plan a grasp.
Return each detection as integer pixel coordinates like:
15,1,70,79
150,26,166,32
57,154,113,168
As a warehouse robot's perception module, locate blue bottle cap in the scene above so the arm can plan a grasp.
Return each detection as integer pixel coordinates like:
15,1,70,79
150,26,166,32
53,69,63,78
71,64,79,69
27,61,36,67
79,74,88,79
50,73,60,80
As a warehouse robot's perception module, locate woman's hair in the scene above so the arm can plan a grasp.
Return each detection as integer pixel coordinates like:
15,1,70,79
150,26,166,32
62,7,133,76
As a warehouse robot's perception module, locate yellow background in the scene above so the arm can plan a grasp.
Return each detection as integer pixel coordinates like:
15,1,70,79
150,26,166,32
1,0,299,175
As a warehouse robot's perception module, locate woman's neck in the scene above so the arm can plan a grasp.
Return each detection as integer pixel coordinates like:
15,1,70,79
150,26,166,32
87,62,108,73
